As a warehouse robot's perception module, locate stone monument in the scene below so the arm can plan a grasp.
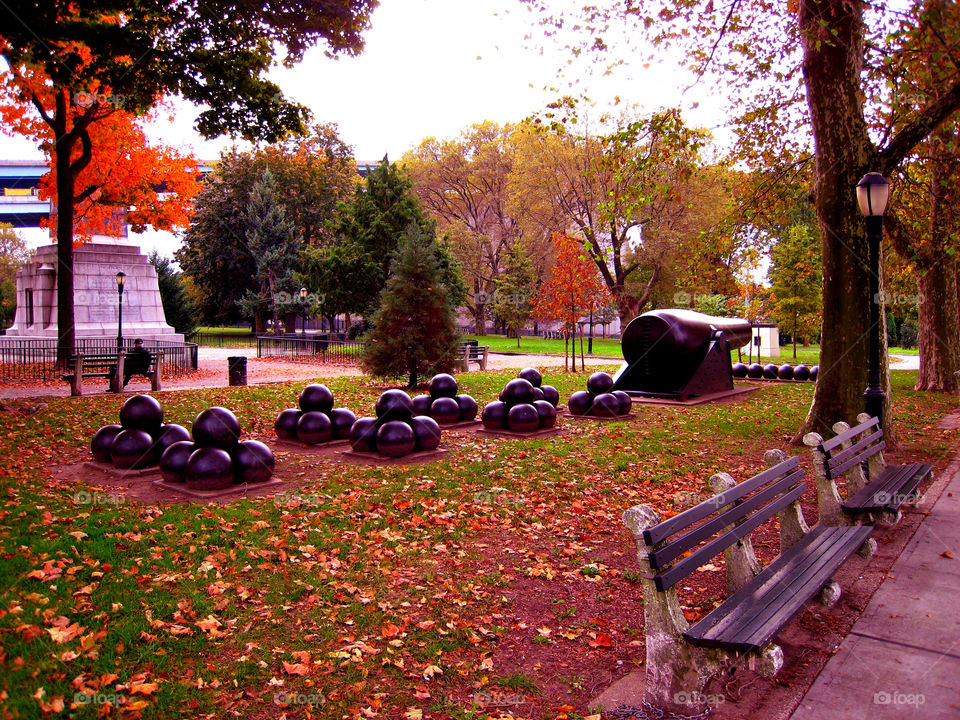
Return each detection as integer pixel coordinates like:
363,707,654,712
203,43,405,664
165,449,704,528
5,219,183,342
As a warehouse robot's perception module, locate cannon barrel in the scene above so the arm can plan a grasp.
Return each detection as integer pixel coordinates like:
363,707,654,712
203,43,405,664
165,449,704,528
618,309,752,395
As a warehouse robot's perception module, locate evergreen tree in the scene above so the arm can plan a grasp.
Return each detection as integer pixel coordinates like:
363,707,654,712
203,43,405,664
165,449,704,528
148,251,197,337
768,223,822,358
361,226,460,387
492,243,536,347
238,169,302,333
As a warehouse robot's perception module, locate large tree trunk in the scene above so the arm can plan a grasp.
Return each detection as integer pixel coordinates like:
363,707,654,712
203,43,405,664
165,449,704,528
798,0,890,436
55,134,76,368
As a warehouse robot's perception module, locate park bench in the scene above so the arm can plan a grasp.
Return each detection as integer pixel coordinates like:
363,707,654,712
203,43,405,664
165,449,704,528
457,343,489,372
622,450,874,714
804,413,932,526
62,351,162,396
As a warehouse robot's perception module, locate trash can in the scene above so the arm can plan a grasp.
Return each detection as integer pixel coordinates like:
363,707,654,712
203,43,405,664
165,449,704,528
227,356,247,386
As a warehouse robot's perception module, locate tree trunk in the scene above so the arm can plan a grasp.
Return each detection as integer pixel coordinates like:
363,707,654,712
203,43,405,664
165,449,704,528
798,0,889,436
54,135,76,368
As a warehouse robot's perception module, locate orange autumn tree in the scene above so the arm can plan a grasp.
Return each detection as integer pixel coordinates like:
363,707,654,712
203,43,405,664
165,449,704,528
534,232,612,371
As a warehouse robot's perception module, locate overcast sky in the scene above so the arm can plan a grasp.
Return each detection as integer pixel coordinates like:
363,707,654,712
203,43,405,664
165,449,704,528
6,0,727,255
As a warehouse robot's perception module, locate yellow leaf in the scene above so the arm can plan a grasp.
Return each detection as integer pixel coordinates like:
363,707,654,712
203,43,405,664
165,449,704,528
422,664,443,680
404,709,423,720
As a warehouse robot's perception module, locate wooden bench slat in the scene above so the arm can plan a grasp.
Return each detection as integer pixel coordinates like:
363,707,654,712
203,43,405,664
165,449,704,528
824,428,885,475
842,463,931,513
649,468,804,570
827,438,886,478
654,482,807,592
684,525,872,652
820,416,878,453
643,456,801,546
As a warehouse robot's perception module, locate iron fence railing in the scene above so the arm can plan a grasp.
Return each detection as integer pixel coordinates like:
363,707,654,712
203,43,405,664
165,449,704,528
0,338,198,381
256,335,363,365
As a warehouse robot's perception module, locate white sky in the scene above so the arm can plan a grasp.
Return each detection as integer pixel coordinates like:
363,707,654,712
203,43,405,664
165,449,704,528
5,0,730,257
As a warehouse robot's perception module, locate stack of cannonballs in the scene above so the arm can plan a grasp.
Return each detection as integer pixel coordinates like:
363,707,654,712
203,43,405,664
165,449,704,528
274,384,358,445
732,363,819,382
349,389,442,458
567,372,633,417
481,368,559,433
90,394,188,470
159,406,275,491
411,374,479,425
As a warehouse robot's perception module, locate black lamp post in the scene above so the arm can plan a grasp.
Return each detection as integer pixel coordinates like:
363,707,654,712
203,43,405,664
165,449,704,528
856,172,890,423
116,271,126,351
299,287,308,337
588,310,594,355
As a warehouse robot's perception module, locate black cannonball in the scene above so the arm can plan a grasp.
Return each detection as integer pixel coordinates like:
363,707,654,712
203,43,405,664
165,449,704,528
793,364,811,382
430,397,461,424
299,384,334,413
747,363,764,379
350,417,379,452
159,440,195,483
153,424,192,458
533,400,557,429
110,428,155,469
612,390,633,415
376,421,416,458
778,364,795,381
586,372,615,396
376,389,414,423
762,363,779,380
481,401,508,429
428,373,459,399
412,394,433,417
297,411,333,445
502,378,536,408
274,409,302,440
91,424,122,463
234,440,275,484
507,403,540,433
731,362,749,379
456,394,478,421
411,416,442,452
119,394,163,433
810,365,819,381
540,385,560,408
329,408,357,440
568,391,593,416
192,407,241,449
531,386,545,403
498,387,507,402
591,392,621,417
185,446,234,491
517,368,543,388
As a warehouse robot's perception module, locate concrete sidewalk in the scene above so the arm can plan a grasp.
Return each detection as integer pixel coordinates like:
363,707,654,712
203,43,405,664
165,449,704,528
790,453,960,720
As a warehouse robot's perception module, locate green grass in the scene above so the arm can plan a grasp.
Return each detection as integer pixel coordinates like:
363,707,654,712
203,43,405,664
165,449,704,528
464,334,623,356
196,326,255,334
0,368,955,718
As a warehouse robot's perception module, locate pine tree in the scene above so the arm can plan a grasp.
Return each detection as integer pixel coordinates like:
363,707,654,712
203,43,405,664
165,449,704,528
238,169,302,333
361,226,460,387
492,244,537,347
148,251,197,337
768,223,822,358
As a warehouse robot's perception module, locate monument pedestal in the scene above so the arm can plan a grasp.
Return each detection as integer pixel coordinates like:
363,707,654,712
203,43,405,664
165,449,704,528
6,239,183,342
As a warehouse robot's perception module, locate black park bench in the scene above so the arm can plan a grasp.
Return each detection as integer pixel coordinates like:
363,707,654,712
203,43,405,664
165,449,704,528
62,351,163,396
804,413,932,525
622,450,874,714
456,343,489,372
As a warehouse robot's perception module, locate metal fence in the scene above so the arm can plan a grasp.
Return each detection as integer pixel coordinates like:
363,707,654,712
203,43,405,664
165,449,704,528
256,335,363,365
0,337,198,382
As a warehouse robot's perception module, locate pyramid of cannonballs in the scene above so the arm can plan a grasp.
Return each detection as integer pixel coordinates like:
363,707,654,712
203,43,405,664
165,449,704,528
411,374,479,424
349,389,442,458
567,372,633,417
481,368,559,432
90,395,274,490
274,384,358,445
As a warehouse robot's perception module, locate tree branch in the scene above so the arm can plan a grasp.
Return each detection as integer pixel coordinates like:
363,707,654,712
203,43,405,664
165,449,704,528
879,79,960,173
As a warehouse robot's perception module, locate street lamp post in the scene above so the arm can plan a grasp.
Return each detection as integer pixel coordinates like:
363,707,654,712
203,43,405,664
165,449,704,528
299,287,308,338
856,172,891,424
588,310,594,355
116,271,126,351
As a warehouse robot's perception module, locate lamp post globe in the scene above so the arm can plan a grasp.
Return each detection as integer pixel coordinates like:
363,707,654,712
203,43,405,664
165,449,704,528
857,172,890,426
